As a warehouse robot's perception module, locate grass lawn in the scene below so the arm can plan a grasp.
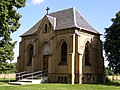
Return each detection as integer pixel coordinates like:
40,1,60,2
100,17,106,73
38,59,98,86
0,79,120,90
0,84,120,90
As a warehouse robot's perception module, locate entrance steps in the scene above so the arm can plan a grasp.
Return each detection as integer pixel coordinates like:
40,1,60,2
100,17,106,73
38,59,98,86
8,70,48,85
8,76,48,85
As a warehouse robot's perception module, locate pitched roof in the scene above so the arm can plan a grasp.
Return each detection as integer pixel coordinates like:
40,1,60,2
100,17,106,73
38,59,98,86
21,20,42,36
21,7,99,37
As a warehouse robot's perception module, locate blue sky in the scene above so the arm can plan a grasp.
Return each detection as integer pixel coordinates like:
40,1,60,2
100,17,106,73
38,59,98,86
11,0,120,66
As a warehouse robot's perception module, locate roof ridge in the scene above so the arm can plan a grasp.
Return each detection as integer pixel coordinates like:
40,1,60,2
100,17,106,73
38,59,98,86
48,7,74,15
73,7,77,27
46,15,56,30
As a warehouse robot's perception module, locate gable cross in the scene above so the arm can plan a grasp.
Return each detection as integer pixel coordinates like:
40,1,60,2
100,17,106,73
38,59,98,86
46,7,50,15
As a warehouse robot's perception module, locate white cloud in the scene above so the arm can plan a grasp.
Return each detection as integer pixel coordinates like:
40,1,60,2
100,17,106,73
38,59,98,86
32,0,45,5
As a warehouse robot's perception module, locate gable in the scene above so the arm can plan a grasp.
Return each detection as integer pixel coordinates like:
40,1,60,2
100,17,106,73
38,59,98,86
37,16,54,34
21,15,55,37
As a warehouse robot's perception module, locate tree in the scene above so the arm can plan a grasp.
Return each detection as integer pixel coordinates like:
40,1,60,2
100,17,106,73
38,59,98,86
0,0,26,72
104,11,120,74
0,62,16,74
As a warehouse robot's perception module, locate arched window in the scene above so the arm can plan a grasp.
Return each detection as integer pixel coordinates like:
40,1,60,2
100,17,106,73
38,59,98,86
85,42,91,66
61,42,67,64
44,24,47,33
43,44,51,55
27,45,34,66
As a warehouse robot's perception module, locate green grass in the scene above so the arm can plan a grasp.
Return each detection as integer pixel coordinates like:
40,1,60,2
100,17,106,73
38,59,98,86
0,79,120,90
0,83,120,90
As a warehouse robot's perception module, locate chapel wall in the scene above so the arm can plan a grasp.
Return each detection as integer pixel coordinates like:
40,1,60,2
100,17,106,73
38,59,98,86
48,28,75,83
78,30,104,83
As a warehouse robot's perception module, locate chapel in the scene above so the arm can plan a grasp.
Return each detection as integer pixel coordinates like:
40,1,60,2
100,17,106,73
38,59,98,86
17,7,104,84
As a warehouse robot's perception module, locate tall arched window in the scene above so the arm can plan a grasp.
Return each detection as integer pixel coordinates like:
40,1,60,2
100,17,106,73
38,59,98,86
27,45,34,66
44,24,47,33
85,42,91,66
61,42,67,65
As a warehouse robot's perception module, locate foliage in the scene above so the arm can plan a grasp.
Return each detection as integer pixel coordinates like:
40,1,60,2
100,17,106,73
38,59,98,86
104,67,115,76
0,63,16,73
104,10,120,74
0,0,26,72
9,63,16,73
104,67,109,76
104,76,110,83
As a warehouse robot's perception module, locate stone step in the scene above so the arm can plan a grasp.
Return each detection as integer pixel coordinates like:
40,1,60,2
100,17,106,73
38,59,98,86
8,81,32,85
8,77,48,85
19,79,42,83
27,76,42,79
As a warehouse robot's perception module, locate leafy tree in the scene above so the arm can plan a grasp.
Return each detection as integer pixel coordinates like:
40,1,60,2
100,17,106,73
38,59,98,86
0,62,16,73
0,0,26,72
9,62,17,73
104,67,109,76
104,67,114,76
104,11,120,74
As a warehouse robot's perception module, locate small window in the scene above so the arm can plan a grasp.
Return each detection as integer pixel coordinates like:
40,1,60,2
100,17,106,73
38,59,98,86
44,24,47,33
61,77,63,82
64,77,67,83
58,77,60,82
93,77,95,81
58,76,67,83
86,74,91,82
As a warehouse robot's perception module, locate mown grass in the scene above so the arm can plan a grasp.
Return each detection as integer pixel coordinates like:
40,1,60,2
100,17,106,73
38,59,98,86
0,84,120,90
0,79,120,90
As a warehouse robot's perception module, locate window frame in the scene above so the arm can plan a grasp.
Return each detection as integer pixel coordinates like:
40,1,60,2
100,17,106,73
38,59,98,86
59,42,67,65
27,44,34,66
85,41,91,66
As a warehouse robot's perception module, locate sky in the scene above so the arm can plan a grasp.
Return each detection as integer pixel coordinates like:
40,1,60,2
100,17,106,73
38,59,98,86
11,0,120,67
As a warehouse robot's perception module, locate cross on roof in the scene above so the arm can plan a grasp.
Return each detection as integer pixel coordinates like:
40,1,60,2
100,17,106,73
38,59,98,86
46,7,50,15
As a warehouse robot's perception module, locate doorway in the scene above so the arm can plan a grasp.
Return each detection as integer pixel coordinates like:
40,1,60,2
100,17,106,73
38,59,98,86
42,43,51,76
43,55,48,70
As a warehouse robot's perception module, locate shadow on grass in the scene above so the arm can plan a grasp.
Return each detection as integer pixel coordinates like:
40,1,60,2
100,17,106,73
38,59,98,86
103,81,120,86
102,77,120,86
0,79,16,83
